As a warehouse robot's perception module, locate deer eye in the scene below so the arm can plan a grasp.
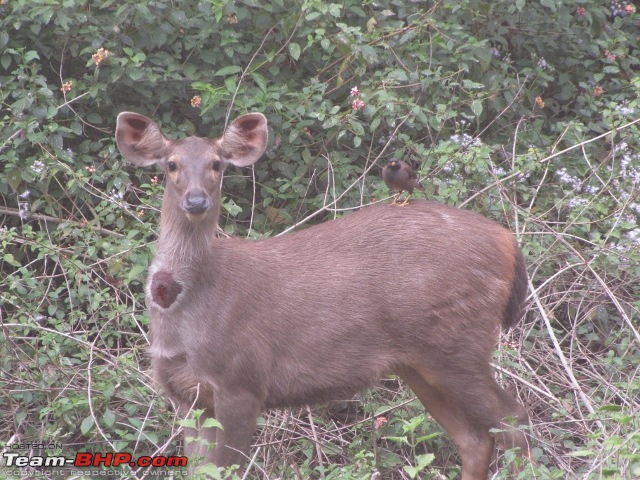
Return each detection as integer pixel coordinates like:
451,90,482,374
167,161,177,172
212,160,222,171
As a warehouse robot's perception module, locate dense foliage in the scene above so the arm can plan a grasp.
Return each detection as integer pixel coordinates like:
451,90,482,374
1,0,639,478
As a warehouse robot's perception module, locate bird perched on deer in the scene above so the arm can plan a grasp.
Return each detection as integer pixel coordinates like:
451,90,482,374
382,158,425,206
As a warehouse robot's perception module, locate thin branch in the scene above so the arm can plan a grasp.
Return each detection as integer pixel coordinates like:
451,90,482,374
0,206,125,238
225,21,281,128
540,117,640,164
527,278,605,432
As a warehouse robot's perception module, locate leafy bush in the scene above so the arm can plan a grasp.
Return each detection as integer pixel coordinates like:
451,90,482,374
1,0,638,478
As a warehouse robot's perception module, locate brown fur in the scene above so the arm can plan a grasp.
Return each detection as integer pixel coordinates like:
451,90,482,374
116,111,531,480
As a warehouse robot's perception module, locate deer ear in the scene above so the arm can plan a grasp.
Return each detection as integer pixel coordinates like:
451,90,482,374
219,113,268,167
116,112,171,166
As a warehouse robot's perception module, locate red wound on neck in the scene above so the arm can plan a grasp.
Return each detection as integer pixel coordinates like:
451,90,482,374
151,270,182,308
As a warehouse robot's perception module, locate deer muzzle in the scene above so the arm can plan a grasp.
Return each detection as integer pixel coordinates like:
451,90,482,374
182,190,211,216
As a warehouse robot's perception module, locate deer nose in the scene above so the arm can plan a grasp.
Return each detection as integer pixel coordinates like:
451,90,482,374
183,191,210,215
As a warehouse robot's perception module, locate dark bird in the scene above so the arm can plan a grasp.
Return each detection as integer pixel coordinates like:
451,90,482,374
382,158,425,206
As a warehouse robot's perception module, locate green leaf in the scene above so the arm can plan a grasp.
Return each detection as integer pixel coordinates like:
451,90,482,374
471,99,483,116
388,69,408,82
222,199,242,216
201,418,223,429
415,432,441,444
7,168,22,191
384,435,410,445
24,50,40,62
80,416,94,435
540,0,556,11
567,449,595,457
195,464,223,479
3,253,20,267
288,42,301,61
251,72,268,93
214,65,242,76
598,405,622,412
103,409,116,427
224,76,237,93
351,121,365,137
177,418,197,429
403,466,419,479
416,453,435,467
1,54,11,71
360,45,378,63
328,4,342,16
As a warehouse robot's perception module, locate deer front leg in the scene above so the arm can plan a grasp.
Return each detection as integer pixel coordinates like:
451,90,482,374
212,392,262,468
182,406,218,469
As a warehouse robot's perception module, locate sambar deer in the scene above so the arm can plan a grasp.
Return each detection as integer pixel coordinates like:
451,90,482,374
116,111,531,479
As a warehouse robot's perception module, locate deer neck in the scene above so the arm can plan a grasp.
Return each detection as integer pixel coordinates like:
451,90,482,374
156,201,220,264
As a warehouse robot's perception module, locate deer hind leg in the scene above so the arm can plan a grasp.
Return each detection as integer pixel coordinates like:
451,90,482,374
396,365,530,480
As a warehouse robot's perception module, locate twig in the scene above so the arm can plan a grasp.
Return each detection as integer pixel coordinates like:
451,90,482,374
491,363,557,402
458,170,523,209
0,206,125,238
527,279,606,432
539,117,640,164
0,128,25,155
306,406,325,479
225,22,281,128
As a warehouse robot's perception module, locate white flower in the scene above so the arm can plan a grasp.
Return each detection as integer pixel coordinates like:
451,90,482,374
32,160,45,174
450,133,483,147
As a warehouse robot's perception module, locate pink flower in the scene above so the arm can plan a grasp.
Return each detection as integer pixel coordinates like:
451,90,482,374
374,416,388,429
350,86,359,97
92,48,109,65
352,98,365,110
575,7,586,16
